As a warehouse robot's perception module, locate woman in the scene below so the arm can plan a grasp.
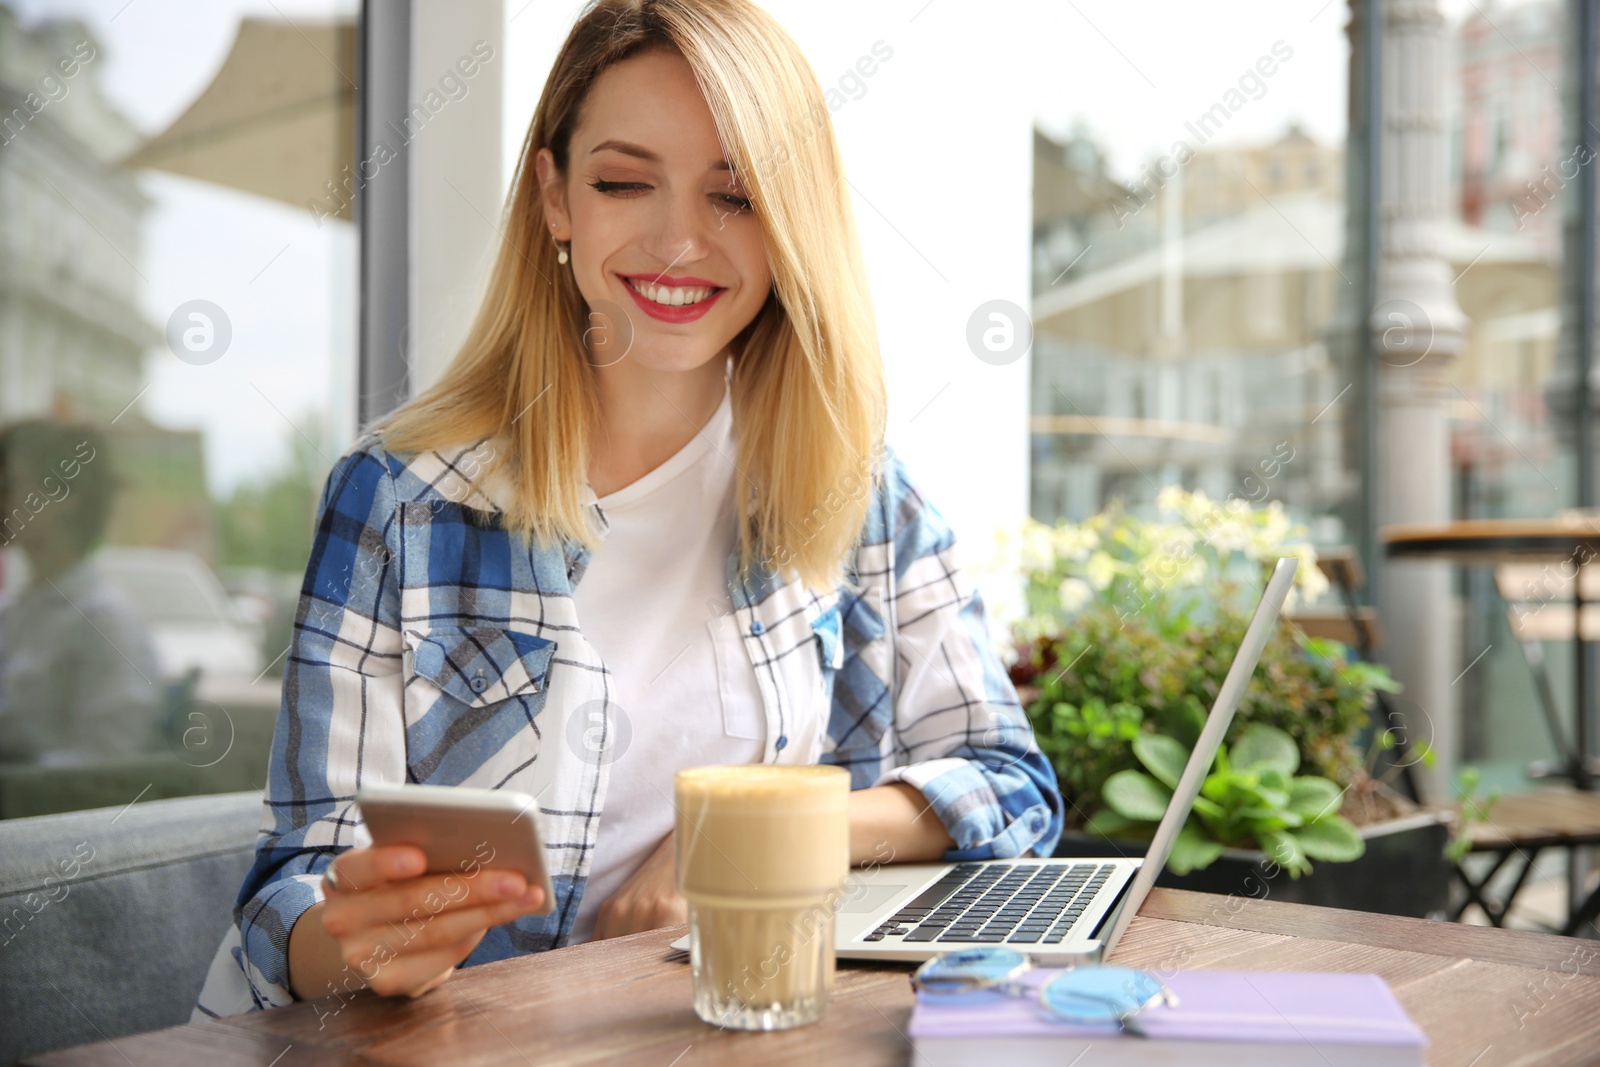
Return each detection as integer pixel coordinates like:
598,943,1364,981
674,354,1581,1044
194,0,1063,1017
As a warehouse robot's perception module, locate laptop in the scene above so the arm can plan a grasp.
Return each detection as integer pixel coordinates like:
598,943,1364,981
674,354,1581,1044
669,555,1299,966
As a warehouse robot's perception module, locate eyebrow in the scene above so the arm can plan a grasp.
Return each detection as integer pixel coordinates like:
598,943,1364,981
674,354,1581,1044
589,139,733,172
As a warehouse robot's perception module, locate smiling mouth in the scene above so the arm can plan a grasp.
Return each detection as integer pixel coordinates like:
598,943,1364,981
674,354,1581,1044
620,276,724,307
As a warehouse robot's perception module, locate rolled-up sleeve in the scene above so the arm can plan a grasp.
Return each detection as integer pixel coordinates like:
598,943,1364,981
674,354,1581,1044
195,441,406,1015
869,448,1065,860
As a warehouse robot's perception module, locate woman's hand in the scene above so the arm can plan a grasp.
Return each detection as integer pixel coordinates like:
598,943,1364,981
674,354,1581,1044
593,831,687,940
310,844,547,999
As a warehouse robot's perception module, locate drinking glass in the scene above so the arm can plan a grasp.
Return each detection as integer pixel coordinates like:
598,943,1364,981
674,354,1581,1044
674,764,850,1030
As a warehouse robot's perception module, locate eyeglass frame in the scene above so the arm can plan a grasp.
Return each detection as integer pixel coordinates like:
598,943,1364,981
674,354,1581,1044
910,947,1177,1033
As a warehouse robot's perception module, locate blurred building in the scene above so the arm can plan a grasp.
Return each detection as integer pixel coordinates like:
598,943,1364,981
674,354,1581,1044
1449,0,1566,521
0,6,211,561
1032,120,1138,292
1455,0,1565,262
1030,106,1560,533
1182,123,1343,228
0,7,152,421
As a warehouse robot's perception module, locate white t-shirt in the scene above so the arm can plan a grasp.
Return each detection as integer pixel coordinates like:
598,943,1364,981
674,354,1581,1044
568,370,765,944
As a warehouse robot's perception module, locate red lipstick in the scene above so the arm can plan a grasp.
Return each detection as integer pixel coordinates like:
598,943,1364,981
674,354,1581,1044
617,273,725,324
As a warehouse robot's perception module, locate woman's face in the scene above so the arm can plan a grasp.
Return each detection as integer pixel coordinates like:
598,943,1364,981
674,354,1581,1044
537,49,771,374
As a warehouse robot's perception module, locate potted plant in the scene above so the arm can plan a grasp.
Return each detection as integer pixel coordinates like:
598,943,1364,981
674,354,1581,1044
996,488,1453,917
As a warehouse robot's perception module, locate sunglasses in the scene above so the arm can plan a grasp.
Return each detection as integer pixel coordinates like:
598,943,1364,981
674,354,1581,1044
911,947,1176,1032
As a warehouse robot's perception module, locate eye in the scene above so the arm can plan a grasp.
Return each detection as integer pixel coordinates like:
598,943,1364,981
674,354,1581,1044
588,179,647,197
588,178,753,214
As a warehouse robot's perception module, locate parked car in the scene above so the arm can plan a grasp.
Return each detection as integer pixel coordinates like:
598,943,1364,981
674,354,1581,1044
94,547,263,682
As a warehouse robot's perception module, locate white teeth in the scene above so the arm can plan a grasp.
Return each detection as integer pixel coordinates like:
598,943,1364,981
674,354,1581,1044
624,278,718,306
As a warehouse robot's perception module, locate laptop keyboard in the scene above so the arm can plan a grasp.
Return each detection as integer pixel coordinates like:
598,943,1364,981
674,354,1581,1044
864,862,1114,945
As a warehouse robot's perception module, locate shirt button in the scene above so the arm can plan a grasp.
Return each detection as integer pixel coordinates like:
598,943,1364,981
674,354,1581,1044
749,620,766,636
469,675,488,694
775,734,788,751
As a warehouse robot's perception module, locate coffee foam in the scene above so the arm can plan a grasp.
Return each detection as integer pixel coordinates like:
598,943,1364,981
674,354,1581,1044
674,764,849,903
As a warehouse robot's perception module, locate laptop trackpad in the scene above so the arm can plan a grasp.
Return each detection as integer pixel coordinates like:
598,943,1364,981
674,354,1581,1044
838,883,907,914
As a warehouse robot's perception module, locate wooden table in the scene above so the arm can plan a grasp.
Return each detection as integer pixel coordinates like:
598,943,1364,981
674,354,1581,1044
1382,517,1600,563
28,888,1600,1067
1452,788,1600,935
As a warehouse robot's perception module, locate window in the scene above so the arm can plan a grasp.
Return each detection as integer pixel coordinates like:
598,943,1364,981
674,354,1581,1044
0,0,357,816
1030,7,1349,532
1447,0,1574,778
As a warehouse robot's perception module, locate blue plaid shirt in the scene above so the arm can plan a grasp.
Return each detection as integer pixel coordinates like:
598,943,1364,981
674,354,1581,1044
193,430,1064,1017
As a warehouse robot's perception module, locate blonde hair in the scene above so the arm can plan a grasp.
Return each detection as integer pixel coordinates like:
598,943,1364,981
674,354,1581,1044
373,0,887,593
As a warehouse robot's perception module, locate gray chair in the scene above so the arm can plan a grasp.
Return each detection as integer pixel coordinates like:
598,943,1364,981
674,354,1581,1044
0,791,260,1066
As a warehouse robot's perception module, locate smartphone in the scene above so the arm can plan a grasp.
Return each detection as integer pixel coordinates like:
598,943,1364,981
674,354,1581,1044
354,783,556,916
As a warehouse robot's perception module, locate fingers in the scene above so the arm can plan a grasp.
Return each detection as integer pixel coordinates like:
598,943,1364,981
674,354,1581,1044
404,964,458,1000
341,894,542,962
314,850,548,1001
364,939,482,998
322,869,540,938
324,845,426,894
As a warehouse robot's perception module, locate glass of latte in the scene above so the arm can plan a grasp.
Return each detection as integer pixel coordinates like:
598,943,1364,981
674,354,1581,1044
674,764,851,1030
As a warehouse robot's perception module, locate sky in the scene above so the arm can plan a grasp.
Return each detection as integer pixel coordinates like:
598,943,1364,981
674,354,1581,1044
6,0,1545,496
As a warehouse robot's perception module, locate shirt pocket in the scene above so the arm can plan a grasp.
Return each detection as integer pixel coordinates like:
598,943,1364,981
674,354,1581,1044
401,624,558,784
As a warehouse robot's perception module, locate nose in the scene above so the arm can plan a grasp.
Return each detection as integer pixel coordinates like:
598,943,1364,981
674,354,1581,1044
641,184,713,270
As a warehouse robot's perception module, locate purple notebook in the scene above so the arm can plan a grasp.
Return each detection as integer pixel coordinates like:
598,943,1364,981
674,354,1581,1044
908,970,1427,1047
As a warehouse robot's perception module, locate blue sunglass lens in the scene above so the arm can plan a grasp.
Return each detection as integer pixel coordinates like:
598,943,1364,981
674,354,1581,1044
917,947,1028,990
1040,967,1165,1023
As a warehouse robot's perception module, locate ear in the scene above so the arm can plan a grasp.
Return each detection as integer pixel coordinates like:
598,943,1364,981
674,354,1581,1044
534,148,571,241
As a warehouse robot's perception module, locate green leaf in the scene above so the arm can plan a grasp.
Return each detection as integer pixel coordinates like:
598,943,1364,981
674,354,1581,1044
1342,661,1403,693
1253,786,1291,811
1085,808,1137,837
1167,823,1225,875
1287,776,1345,820
1255,828,1310,877
1238,808,1295,830
1102,770,1173,822
1199,771,1235,804
1255,766,1290,793
1294,816,1366,862
1190,795,1224,818
1231,723,1300,775
1299,635,1339,659
1476,789,1502,821
1170,704,1206,749
1132,733,1190,790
